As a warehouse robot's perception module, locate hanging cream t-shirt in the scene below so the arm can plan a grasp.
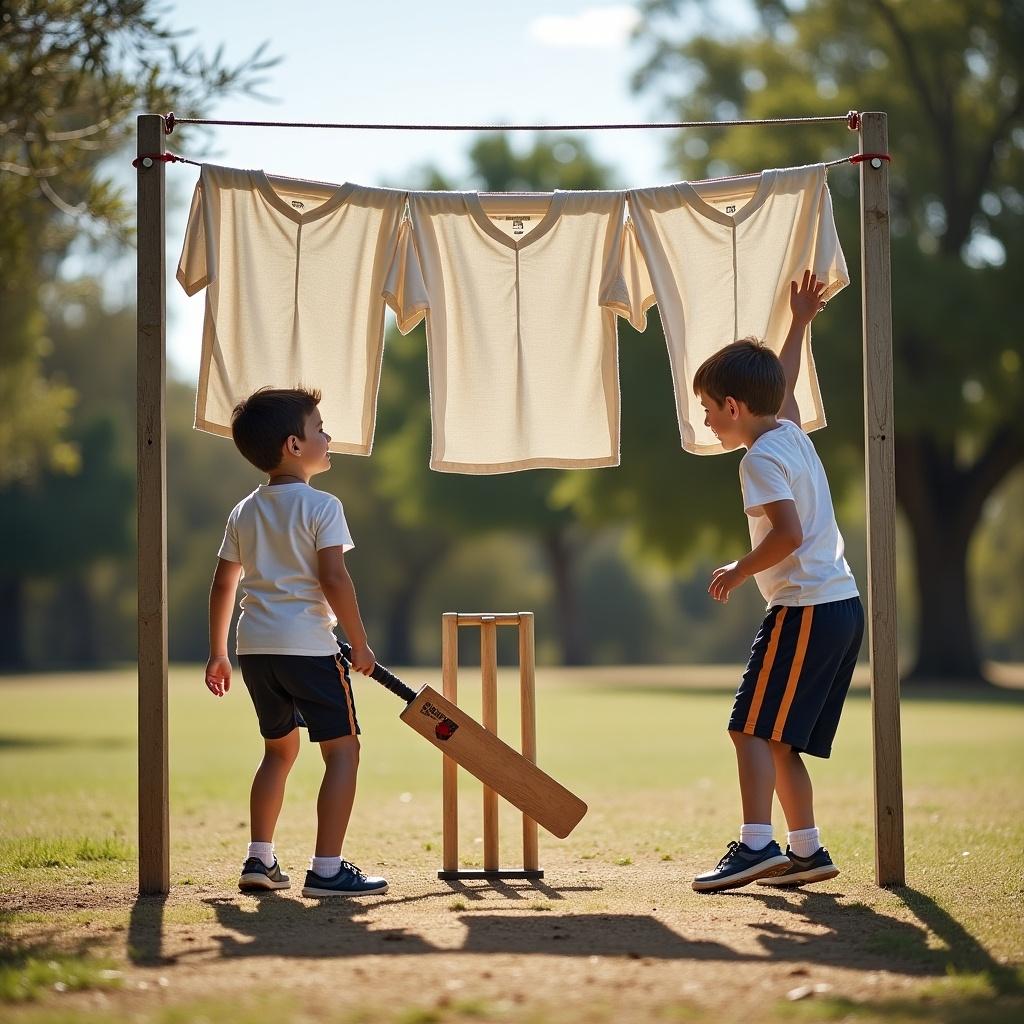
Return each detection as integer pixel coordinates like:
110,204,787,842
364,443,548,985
177,164,407,454
627,164,849,455
383,190,650,473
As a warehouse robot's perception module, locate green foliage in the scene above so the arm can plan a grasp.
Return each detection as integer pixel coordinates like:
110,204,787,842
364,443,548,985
621,0,1024,677
0,1,276,482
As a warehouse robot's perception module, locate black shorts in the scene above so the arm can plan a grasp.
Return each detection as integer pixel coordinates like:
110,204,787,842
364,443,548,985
728,596,864,758
238,651,360,743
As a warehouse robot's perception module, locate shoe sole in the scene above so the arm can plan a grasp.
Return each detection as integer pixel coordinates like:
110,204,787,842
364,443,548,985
691,854,792,892
301,883,389,897
757,865,840,887
239,876,290,892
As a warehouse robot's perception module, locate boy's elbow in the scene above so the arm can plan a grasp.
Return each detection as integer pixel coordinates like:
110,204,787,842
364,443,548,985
786,525,803,550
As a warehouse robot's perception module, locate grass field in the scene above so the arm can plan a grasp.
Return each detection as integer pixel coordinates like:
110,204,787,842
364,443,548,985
1,663,1022,1023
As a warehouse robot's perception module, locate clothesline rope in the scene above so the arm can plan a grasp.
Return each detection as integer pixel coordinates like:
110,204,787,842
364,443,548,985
163,111,863,134
134,151,890,176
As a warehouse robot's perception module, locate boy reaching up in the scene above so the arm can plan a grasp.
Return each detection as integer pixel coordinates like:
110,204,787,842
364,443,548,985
691,271,864,893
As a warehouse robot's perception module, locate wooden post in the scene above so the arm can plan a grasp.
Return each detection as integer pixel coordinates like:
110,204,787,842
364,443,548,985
859,112,905,886
480,617,499,871
441,612,459,873
518,612,539,871
136,114,169,895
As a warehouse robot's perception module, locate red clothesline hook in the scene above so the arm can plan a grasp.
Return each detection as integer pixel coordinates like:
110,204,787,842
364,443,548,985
850,152,893,167
132,152,190,169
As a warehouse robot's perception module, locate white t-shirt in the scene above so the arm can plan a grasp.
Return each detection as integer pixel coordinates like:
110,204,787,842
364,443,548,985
739,419,859,608
627,164,849,455
218,483,354,655
383,190,649,473
177,164,407,455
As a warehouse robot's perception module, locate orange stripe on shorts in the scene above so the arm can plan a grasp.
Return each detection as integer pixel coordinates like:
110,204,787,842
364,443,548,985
771,606,815,742
744,607,787,734
334,657,357,734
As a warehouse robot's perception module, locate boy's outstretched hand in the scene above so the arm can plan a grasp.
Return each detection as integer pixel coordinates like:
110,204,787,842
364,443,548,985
709,561,749,603
205,655,232,697
790,269,828,325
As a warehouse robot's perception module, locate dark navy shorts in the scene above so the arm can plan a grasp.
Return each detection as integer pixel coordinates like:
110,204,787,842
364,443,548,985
238,651,360,743
728,596,864,758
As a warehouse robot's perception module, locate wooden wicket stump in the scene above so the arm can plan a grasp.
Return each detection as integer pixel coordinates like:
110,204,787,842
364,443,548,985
438,612,544,880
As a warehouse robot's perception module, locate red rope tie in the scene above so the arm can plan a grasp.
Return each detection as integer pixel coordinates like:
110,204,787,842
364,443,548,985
132,152,195,169
850,152,892,164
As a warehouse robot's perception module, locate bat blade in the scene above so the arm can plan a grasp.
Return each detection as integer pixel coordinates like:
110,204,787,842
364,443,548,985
399,685,587,839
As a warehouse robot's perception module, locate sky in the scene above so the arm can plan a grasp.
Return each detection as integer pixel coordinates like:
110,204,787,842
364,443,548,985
158,0,755,379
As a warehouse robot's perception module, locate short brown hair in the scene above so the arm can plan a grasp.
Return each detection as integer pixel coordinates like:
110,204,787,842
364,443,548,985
692,338,785,416
230,386,322,472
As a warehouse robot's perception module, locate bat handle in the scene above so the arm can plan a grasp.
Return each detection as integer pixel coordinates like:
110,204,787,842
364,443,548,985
338,642,418,704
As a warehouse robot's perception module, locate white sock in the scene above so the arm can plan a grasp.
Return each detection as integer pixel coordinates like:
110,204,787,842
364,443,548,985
739,823,774,851
311,855,342,877
788,827,821,858
247,841,275,868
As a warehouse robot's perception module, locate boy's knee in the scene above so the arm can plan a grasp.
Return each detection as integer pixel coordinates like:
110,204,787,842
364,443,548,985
264,732,300,764
321,734,360,765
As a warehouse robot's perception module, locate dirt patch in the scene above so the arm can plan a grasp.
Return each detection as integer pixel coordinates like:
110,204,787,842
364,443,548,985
5,851,1013,1023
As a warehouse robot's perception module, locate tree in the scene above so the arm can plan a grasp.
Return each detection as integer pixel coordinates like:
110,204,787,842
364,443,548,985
375,134,621,664
0,1,276,667
608,0,1024,682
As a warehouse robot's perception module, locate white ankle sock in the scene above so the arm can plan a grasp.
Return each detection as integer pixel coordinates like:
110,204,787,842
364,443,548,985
311,855,342,877
739,824,774,851
788,827,821,858
247,841,275,868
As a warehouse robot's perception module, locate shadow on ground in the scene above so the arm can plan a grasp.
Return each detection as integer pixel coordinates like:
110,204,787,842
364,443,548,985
126,881,1021,993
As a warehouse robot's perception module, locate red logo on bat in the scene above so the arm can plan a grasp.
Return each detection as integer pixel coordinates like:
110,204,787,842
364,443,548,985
435,718,459,741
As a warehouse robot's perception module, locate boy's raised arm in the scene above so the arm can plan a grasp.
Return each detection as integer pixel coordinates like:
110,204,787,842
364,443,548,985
778,269,828,425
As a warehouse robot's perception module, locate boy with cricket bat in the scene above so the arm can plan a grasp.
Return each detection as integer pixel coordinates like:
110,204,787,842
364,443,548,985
204,386,388,897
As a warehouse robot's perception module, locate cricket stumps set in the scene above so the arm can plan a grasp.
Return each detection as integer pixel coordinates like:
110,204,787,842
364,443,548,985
339,611,587,881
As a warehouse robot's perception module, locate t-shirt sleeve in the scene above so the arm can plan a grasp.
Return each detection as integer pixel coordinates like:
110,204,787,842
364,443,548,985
599,216,656,332
176,176,212,297
740,451,794,515
314,497,355,552
217,511,240,562
383,215,428,334
813,176,849,303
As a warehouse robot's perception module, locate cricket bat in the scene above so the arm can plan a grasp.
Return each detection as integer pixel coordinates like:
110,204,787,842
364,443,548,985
338,643,587,839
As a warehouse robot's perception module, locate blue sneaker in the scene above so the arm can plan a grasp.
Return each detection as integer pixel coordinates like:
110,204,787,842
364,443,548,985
301,860,388,897
239,857,290,892
692,840,791,892
757,845,839,886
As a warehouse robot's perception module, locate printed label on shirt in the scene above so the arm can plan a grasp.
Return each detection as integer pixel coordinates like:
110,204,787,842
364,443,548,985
291,200,306,210
496,215,531,236
725,204,737,214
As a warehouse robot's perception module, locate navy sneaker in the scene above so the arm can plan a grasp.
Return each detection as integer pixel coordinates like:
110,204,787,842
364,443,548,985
757,845,839,886
301,860,388,897
692,840,791,893
239,857,290,892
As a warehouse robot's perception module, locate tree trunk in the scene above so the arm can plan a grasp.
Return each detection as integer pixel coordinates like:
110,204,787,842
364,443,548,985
58,573,100,667
0,574,27,671
895,431,1023,685
541,528,588,666
905,515,980,681
382,543,449,665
